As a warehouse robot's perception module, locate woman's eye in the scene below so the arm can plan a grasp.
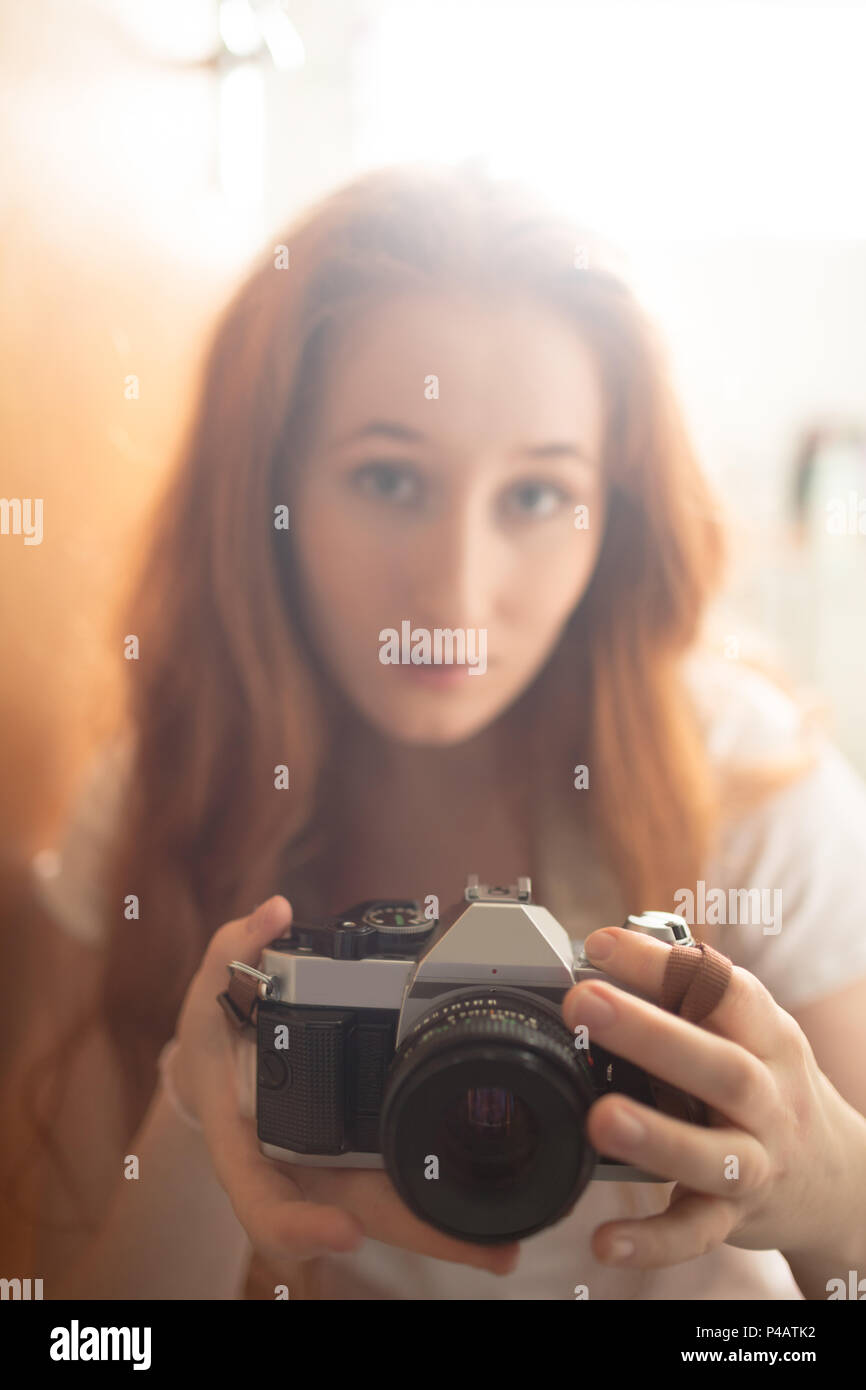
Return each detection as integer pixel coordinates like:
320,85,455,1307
501,479,571,520
350,461,421,507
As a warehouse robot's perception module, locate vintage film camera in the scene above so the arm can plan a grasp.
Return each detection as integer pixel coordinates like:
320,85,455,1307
221,876,704,1244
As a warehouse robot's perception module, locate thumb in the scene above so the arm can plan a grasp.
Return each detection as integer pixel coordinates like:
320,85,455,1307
203,894,293,987
242,895,294,954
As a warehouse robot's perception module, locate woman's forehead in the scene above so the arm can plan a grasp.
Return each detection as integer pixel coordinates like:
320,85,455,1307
313,293,606,463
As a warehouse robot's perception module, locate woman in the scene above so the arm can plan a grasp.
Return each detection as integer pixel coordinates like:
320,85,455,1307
17,161,866,1300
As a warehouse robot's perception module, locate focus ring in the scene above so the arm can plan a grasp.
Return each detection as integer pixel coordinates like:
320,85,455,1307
390,994,590,1088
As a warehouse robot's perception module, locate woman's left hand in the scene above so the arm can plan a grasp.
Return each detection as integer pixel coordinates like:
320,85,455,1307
561,926,866,1270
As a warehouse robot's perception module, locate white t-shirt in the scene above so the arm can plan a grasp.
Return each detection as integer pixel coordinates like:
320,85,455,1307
32,656,866,1300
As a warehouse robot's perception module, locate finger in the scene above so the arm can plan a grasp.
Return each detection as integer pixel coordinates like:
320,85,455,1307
564,981,779,1133
591,1186,738,1269
199,1078,363,1261
292,1165,521,1277
586,1092,772,1196
201,895,293,991
578,927,785,1059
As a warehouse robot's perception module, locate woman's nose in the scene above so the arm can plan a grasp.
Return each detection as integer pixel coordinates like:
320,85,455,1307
406,507,498,630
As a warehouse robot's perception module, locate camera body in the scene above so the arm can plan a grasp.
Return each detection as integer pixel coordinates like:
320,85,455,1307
239,877,704,1243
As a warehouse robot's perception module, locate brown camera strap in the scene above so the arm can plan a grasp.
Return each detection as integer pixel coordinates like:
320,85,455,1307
660,942,733,1023
217,969,261,1031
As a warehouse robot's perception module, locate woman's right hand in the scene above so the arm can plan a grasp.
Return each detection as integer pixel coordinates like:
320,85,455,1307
171,896,520,1279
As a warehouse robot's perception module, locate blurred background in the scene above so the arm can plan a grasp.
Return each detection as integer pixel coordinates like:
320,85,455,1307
1,0,865,1081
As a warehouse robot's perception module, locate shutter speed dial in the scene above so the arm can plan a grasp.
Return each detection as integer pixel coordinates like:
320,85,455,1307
362,904,430,935
277,899,438,959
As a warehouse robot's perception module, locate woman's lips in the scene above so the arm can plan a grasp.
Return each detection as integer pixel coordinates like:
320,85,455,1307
394,663,483,688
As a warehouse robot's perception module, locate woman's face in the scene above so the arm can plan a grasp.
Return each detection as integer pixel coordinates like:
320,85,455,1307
291,290,607,746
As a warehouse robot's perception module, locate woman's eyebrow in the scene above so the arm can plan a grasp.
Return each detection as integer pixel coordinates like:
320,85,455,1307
329,419,595,466
517,442,595,466
329,420,424,449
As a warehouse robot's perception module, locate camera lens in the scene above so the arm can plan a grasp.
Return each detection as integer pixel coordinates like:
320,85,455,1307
441,1087,538,1189
379,993,598,1244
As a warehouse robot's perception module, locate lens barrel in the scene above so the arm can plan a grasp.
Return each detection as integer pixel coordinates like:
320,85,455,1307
379,992,598,1243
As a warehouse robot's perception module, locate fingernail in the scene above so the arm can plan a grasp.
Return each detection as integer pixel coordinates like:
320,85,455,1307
585,930,616,962
610,1106,646,1145
567,984,617,1030
605,1237,635,1263
326,1232,364,1255
249,897,277,931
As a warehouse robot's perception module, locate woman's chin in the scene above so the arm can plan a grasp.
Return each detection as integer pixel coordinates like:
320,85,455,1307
357,697,504,748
